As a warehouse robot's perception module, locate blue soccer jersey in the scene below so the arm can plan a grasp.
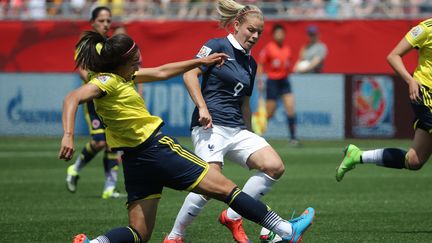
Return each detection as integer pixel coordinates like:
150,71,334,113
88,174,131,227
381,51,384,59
191,34,257,129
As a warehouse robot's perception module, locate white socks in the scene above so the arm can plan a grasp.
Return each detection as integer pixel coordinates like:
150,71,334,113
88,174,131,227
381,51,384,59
226,172,277,220
272,220,293,239
361,149,384,164
168,192,208,238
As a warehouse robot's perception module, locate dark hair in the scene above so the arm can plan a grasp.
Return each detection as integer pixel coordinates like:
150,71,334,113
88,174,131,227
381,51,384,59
272,24,285,34
75,31,138,73
91,6,111,21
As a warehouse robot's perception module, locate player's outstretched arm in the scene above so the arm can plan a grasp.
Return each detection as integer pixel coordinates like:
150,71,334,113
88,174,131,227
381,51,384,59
58,84,103,161
133,53,228,83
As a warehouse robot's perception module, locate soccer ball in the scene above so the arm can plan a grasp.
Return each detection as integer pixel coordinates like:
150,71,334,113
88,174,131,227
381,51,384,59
259,227,283,243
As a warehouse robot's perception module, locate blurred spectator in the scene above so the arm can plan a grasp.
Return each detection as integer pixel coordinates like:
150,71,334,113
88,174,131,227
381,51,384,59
98,0,124,17
293,24,327,73
47,0,62,16
28,0,46,19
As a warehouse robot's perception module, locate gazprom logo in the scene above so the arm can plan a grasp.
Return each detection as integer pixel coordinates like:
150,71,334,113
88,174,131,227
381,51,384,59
7,88,62,124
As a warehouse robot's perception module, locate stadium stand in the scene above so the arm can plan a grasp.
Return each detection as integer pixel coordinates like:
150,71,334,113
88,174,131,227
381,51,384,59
0,0,431,20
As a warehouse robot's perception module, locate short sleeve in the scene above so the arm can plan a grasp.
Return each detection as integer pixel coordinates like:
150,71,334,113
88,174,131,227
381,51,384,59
405,22,430,48
195,38,221,73
88,74,117,95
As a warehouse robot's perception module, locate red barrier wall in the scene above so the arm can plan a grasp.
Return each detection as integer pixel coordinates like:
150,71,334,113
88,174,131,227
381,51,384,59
0,19,421,73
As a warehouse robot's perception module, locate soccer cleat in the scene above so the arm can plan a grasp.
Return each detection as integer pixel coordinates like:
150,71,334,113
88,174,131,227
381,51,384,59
101,187,126,199
66,165,79,193
218,209,250,243
289,139,301,147
73,234,90,243
259,227,282,243
336,144,362,182
163,235,184,243
283,207,315,243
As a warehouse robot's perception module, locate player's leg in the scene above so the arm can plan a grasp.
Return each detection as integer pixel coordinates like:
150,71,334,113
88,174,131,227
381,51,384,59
66,101,106,193
101,149,123,199
337,90,432,181
193,162,314,243
73,199,157,243
221,130,284,242
166,127,226,242
281,77,299,145
265,79,278,119
165,163,221,242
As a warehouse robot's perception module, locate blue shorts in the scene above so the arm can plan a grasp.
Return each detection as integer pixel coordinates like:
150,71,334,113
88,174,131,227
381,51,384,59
84,100,106,141
121,133,209,205
412,86,432,133
266,77,292,100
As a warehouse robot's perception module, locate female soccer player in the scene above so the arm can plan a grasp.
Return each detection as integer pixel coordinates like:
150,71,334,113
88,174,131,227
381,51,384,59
165,1,311,242
59,30,314,243
257,24,299,145
66,6,122,199
336,18,432,181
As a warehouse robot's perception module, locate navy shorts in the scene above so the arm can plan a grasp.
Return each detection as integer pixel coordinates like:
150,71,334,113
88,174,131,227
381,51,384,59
266,77,292,100
121,133,209,205
84,100,106,141
412,86,432,133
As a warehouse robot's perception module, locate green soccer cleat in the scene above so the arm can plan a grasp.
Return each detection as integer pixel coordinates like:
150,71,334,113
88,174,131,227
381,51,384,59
336,144,362,182
66,165,79,193
101,187,126,199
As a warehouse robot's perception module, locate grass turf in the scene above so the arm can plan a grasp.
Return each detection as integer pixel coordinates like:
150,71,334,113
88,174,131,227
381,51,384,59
1,137,432,242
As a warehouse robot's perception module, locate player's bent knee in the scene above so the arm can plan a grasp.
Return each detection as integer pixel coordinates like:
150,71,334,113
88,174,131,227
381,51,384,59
260,161,285,179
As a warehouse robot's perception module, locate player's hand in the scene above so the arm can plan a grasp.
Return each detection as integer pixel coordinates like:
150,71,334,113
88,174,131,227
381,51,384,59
59,133,75,161
408,79,422,103
201,53,229,67
198,107,213,130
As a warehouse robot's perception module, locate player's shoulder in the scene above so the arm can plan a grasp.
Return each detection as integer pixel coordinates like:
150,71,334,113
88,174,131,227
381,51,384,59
419,18,432,28
90,73,118,84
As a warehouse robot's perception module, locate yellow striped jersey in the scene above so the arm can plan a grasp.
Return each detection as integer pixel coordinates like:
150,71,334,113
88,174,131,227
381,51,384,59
88,73,163,149
405,18,432,89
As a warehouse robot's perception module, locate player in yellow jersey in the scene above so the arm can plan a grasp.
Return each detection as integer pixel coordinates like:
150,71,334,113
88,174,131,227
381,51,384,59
66,6,124,199
59,31,314,243
337,18,432,181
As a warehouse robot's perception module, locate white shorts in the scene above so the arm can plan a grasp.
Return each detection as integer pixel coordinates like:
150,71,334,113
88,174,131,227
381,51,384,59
191,125,269,168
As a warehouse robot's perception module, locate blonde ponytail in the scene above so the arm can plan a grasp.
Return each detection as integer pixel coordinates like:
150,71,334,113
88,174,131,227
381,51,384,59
217,0,263,29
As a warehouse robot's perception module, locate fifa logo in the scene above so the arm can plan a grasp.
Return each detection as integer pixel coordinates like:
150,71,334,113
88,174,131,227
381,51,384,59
208,144,215,152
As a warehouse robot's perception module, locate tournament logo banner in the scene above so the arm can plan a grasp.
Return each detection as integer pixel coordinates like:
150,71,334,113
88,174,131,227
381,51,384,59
352,75,395,137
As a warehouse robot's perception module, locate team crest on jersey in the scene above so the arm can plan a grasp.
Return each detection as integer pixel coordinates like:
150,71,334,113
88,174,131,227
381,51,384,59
410,26,423,39
197,46,212,58
97,75,111,84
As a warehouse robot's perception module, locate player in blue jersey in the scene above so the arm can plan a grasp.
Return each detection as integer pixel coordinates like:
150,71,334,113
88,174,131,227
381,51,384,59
336,18,432,181
66,6,123,199
60,29,314,243
165,1,311,243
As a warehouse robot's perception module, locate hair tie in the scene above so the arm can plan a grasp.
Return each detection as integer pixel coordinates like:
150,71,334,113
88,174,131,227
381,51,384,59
96,42,103,55
122,42,136,57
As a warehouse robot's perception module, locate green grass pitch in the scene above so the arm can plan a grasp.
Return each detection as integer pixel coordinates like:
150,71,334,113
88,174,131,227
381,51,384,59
1,137,432,242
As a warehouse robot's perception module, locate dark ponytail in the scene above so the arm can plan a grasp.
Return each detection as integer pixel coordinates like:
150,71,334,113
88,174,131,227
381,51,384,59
75,31,138,73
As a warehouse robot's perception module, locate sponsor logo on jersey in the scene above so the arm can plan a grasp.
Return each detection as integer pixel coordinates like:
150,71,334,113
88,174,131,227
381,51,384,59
197,46,212,58
97,75,111,84
410,26,423,39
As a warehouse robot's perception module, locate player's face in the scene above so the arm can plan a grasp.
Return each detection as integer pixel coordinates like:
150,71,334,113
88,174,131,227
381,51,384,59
234,15,264,51
273,28,285,45
91,10,112,36
126,51,142,80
